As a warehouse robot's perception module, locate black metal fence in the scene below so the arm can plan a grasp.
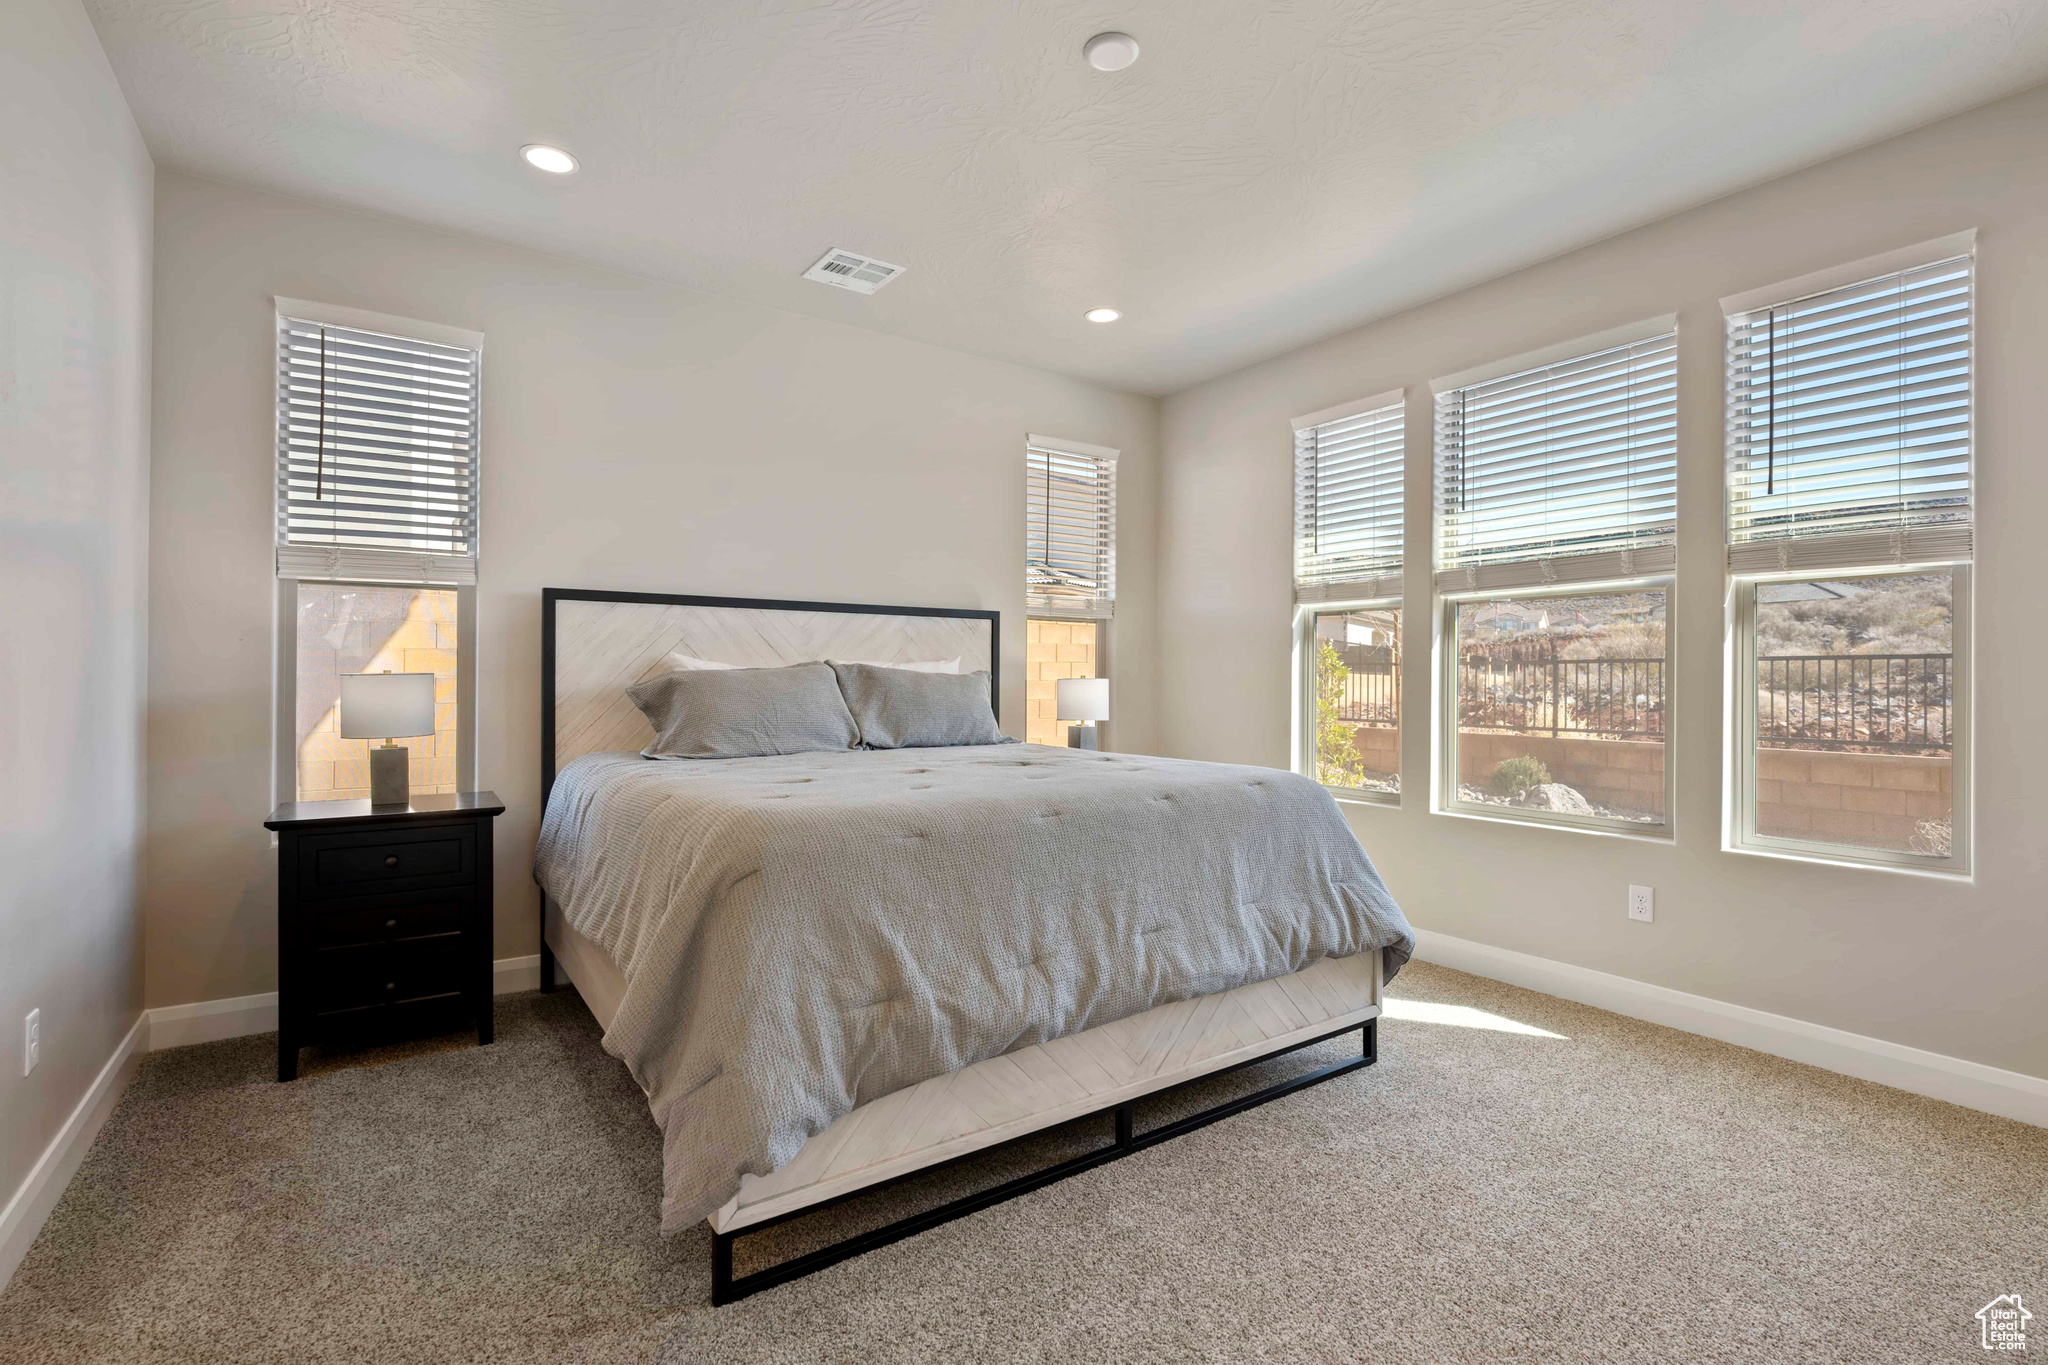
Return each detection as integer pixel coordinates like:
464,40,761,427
1328,643,1399,726
1756,653,1952,753
1332,640,1951,753
1458,652,1665,738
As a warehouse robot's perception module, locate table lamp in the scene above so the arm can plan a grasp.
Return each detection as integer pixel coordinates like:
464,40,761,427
1055,677,1109,750
339,671,437,806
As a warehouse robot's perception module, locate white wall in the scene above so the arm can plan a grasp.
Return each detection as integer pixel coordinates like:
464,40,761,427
146,171,1159,1010
0,0,152,1256
1158,82,2048,1080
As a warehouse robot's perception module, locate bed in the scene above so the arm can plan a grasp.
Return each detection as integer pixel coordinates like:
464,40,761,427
534,589,1413,1303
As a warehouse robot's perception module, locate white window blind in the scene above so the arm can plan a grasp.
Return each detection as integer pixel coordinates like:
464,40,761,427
1293,396,1404,603
1725,255,1972,574
1026,438,1116,619
276,315,481,584
1434,332,1678,592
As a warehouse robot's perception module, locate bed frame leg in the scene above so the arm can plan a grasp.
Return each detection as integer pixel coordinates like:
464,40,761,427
539,941,557,994
1114,1105,1133,1149
1362,1016,1377,1065
711,1230,735,1306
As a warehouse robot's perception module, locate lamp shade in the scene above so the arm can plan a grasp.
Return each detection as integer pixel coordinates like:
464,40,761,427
1055,677,1109,723
338,672,437,740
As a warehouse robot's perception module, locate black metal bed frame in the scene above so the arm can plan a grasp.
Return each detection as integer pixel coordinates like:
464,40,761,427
712,1016,1377,1305
536,587,1385,1305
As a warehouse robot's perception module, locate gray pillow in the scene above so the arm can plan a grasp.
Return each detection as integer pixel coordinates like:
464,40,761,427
828,662,1009,749
626,661,858,759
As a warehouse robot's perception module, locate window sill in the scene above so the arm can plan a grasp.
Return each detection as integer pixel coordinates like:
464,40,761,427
1329,789,1399,809
1434,802,1673,843
1723,837,1971,883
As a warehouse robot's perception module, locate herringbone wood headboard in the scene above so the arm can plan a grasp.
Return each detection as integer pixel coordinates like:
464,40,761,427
539,590,998,795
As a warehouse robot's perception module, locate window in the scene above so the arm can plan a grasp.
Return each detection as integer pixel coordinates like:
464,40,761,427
1434,324,1677,831
1725,240,1972,870
1449,591,1667,825
1739,572,1962,862
1435,328,1677,591
1294,395,1404,602
1292,394,1404,798
293,584,461,801
1026,437,1115,619
1026,436,1115,747
1725,252,1971,572
272,301,481,803
1025,619,1100,746
1305,608,1401,795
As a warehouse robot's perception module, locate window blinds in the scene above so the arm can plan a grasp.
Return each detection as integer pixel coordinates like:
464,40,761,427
1725,255,1972,574
1434,332,1678,592
275,316,481,584
1293,396,1404,603
1026,438,1116,618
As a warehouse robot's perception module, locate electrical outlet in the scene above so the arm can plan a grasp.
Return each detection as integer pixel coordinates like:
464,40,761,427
1628,885,1654,923
23,1008,39,1076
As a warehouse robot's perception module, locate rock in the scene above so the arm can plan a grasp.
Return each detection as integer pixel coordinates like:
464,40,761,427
1514,782,1592,814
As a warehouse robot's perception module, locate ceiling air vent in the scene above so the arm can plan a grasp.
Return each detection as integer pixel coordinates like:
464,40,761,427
802,249,905,295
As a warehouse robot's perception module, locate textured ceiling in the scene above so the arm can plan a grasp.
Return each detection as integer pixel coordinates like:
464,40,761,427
85,0,2048,394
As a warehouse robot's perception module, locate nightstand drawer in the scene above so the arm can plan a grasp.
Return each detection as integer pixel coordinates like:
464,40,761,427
298,823,476,899
317,935,468,1014
315,892,468,949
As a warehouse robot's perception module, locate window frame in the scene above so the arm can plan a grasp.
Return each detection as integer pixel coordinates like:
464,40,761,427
1719,236,1975,878
1293,597,1403,807
1436,578,1676,838
272,577,479,807
269,299,482,809
1727,563,1971,877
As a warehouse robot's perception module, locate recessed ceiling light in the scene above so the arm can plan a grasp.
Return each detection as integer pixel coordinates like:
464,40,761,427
521,144,578,174
1083,32,1139,72
1085,307,1121,323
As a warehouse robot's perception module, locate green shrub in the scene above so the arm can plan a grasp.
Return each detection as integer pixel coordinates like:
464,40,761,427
1488,755,1551,798
1314,639,1367,789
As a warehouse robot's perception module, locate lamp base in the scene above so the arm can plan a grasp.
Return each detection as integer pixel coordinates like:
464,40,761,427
369,744,411,806
1067,724,1100,751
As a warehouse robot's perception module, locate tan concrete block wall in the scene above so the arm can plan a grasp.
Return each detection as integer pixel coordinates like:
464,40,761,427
1456,731,1667,817
1333,722,1399,780
297,588,461,802
1026,618,1098,747
1754,748,1950,851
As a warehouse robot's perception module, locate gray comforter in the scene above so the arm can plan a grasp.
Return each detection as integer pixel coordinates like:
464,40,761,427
534,743,1413,1231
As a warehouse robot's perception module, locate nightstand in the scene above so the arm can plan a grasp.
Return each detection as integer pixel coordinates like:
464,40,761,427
264,792,505,1082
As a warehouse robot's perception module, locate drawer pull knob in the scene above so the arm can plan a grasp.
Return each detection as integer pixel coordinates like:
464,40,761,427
384,855,400,868
384,982,397,992
384,918,399,929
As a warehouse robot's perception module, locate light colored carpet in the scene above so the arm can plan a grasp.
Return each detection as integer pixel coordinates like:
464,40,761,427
1,962,2041,1363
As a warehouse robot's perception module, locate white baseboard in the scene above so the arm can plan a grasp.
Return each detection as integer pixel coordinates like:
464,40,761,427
145,953,567,1052
493,952,569,994
0,1013,145,1293
146,991,279,1050
1412,928,2048,1130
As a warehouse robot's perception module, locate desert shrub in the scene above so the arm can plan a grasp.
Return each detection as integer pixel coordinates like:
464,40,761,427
1488,755,1551,798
